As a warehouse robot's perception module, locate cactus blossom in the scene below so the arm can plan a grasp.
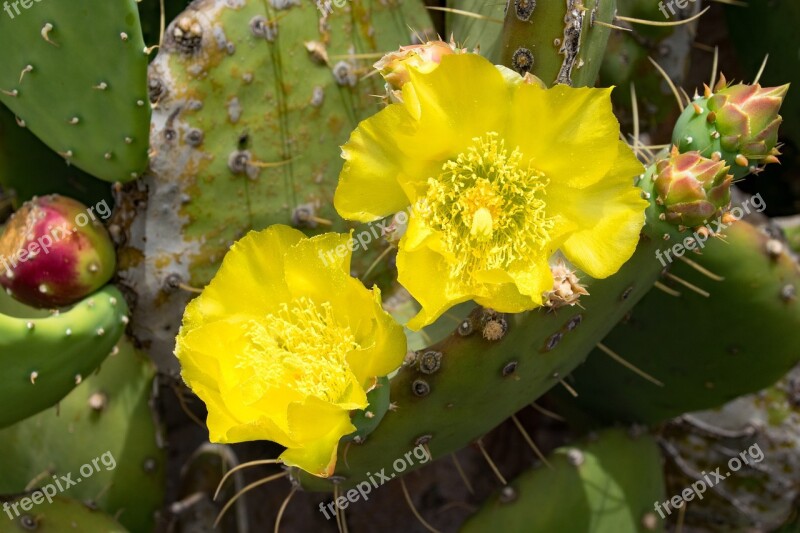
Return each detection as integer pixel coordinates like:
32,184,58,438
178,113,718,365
0,195,116,308
335,53,647,329
175,225,406,478
654,148,733,228
673,75,788,178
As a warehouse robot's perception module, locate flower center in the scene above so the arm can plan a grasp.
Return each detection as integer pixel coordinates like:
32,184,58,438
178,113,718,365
237,297,359,403
416,132,553,279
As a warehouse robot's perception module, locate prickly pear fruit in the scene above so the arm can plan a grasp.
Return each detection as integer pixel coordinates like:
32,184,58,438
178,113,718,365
0,195,115,308
673,79,789,178
654,148,733,228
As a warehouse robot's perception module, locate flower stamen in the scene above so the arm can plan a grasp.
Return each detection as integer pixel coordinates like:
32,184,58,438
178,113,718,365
237,297,359,404
416,132,554,281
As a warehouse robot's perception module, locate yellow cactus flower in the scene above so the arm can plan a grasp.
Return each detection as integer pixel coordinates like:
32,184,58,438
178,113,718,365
334,53,647,329
175,225,406,477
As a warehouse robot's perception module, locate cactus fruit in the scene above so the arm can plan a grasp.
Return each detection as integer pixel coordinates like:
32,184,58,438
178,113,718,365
0,495,128,532
0,104,112,208
673,79,789,179
497,0,616,86
0,195,116,308
0,285,129,428
0,337,164,533
0,0,150,183
653,148,733,229
117,0,433,371
551,219,800,425
461,429,666,532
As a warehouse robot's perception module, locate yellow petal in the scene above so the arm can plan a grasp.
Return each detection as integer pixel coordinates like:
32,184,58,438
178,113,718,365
398,243,472,330
280,398,358,477
335,104,420,222
549,143,647,278
185,225,302,325
506,84,621,189
406,54,511,157
346,285,408,387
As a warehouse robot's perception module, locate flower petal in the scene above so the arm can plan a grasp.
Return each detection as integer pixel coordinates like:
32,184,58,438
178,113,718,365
405,53,512,167
280,398,358,477
346,285,408,386
550,142,647,278
185,225,302,324
506,84,621,189
335,104,421,222
398,242,472,330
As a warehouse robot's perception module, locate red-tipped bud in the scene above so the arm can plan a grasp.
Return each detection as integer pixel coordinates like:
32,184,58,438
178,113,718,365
707,82,789,157
654,149,733,228
0,195,116,308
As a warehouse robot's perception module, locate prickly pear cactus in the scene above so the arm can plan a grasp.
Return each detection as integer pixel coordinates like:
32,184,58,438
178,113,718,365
497,0,616,86
0,495,128,532
0,0,150,183
0,104,112,207
0,285,129,428
0,195,117,308
550,218,800,426
117,0,433,371
462,429,666,532
2,0,799,531
673,79,788,179
0,337,165,533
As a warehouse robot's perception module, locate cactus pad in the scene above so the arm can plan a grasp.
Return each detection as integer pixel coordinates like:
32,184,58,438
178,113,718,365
0,0,150,183
0,285,129,428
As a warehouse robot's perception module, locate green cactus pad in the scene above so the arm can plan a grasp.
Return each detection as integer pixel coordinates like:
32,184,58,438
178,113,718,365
0,104,112,208
445,0,504,57
119,0,432,370
554,219,800,425
600,0,700,135
0,337,164,533
497,0,616,87
0,285,129,428
0,496,128,533
0,0,150,183
462,429,666,533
